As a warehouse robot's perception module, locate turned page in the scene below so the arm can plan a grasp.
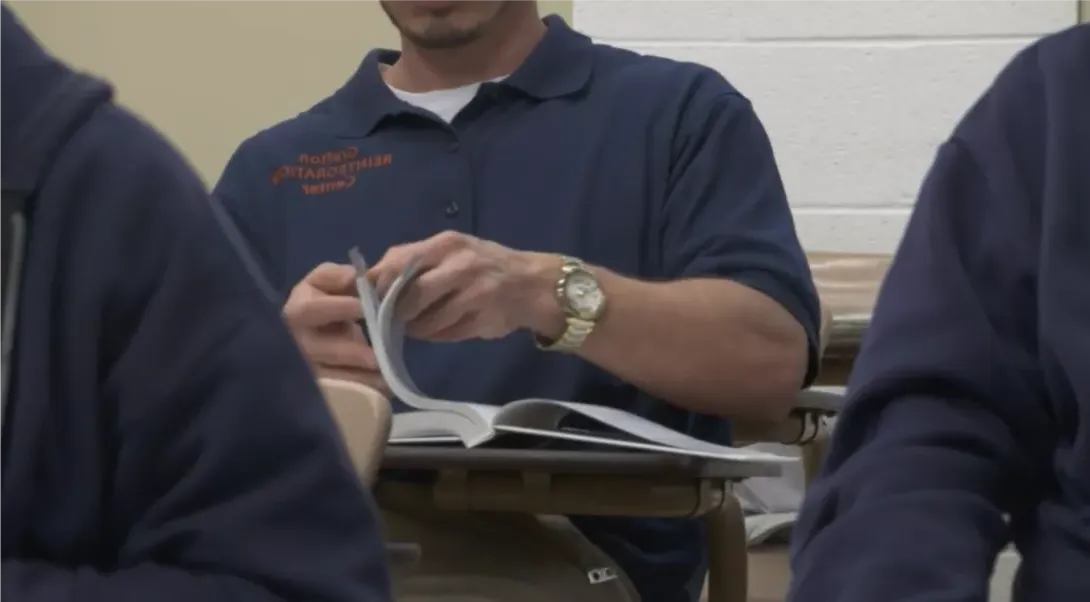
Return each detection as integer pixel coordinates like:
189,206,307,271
350,248,497,446
493,398,790,463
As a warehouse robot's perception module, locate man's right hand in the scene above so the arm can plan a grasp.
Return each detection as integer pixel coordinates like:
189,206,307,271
283,263,388,394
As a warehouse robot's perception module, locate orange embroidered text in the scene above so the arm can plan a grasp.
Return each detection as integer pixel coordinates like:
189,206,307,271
270,146,392,195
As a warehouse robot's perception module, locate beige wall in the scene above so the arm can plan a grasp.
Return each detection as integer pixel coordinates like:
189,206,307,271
9,0,572,186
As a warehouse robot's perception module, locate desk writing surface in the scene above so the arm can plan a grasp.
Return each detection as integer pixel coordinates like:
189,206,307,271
381,446,781,479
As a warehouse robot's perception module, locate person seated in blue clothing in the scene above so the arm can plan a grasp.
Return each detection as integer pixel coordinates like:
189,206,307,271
788,24,1090,602
215,1,820,600
1,7,390,602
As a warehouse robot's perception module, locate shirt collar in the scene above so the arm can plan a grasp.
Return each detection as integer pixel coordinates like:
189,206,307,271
331,15,594,138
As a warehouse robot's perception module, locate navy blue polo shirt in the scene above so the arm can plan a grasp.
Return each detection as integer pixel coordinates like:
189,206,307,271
215,16,819,602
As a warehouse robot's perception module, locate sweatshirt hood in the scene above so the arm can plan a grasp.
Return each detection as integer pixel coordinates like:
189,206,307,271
2,5,112,199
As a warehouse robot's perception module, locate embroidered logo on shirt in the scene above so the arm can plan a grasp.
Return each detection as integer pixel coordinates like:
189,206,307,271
270,146,392,196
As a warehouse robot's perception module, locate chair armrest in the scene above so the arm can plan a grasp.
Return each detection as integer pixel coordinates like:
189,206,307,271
319,378,392,486
733,389,842,446
792,388,844,414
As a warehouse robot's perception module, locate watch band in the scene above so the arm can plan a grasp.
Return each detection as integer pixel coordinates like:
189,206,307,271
536,316,595,352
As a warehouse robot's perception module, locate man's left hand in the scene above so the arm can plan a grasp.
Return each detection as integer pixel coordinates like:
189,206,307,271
368,231,563,342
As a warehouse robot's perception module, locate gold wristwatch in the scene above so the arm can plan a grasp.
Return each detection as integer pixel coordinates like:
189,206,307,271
535,256,606,352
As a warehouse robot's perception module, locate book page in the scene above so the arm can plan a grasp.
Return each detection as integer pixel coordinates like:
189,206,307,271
390,411,484,443
493,398,789,463
349,248,496,446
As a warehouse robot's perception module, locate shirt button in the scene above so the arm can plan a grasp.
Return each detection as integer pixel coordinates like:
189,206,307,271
445,201,460,217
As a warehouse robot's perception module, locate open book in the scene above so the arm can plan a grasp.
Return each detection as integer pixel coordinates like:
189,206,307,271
349,248,790,465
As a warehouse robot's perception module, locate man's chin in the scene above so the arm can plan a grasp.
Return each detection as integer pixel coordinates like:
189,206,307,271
404,29,483,51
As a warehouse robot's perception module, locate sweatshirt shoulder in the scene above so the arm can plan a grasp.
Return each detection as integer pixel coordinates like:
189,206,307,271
959,25,1089,134
56,103,209,223
51,102,261,292
986,24,1088,90
947,25,1088,183
1033,23,1090,77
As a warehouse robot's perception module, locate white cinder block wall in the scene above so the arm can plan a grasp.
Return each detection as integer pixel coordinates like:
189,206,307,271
573,0,1079,253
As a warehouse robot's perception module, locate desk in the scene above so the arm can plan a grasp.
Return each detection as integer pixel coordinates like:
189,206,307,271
372,252,891,601
808,252,891,385
377,447,782,602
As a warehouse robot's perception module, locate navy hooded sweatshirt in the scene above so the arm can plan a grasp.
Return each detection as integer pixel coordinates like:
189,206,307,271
0,7,391,602
789,25,1090,602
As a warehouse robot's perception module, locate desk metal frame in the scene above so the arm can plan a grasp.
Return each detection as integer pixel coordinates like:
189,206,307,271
379,447,778,602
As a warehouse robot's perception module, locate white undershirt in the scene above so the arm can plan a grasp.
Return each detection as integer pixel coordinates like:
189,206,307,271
387,76,508,124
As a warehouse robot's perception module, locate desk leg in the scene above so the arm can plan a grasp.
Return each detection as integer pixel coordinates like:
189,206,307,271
704,493,747,602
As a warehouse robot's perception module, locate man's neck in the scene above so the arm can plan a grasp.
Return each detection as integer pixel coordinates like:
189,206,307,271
384,11,546,93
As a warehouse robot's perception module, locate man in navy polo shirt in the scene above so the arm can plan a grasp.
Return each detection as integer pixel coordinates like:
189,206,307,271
215,2,819,600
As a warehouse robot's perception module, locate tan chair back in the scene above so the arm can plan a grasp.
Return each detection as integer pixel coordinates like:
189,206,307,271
319,378,392,486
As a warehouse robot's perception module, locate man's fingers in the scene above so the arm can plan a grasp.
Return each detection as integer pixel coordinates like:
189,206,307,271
397,260,468,323
369,230,472,293
344,320,371,344
287,296,362,328
371,267,399,299
303,262,358,295
414,310,480,342
370,249,425,295
405,284,471,339
368,246,418,294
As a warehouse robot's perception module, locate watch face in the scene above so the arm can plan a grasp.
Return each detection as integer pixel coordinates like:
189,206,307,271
564,270,604,318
